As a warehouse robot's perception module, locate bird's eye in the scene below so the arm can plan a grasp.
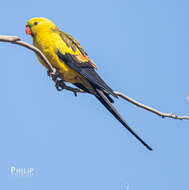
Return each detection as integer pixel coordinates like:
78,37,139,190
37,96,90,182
34,22,38,26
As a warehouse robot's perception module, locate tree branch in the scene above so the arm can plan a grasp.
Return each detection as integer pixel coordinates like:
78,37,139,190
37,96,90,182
1,35,188,120
114,91,189,120
0,35,56,74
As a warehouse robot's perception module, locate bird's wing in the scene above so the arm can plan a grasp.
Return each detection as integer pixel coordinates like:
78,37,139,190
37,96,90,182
57,50,117,98
55,29,117,98
58,30,97,69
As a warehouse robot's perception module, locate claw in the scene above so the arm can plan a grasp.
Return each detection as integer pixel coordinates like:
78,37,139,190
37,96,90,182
47,70,51,76
46,69,65,91
55,80,65,91
47,68,57,77
47,69,60,82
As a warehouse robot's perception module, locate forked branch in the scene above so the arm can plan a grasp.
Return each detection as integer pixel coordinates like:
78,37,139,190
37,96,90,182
0,35,188,120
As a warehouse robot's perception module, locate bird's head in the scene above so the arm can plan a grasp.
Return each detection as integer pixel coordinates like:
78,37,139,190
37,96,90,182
26,17,56,37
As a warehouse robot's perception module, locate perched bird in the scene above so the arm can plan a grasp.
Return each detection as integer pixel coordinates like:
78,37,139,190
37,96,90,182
26,17,152,151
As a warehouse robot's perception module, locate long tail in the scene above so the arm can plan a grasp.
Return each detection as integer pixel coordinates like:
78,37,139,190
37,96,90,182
95,89,152,151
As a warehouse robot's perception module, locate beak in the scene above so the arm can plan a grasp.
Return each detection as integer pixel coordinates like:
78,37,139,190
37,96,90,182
26,26,32,35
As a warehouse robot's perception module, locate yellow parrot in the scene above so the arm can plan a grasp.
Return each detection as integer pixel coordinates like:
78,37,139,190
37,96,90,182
26,17,152,151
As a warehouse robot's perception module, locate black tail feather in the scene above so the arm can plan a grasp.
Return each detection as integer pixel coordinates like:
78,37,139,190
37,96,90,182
95,89,152,151
103,92,114,103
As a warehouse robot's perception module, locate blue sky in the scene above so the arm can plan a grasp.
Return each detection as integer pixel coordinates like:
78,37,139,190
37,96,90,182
0,0,189,189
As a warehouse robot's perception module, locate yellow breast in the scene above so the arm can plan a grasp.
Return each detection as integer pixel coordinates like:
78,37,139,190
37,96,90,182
33,32,81,83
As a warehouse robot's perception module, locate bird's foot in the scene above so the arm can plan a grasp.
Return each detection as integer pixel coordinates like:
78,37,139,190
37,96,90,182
47,70,52,77
55,79,65,91
47,69,61,82
47,67,57,77
47,70,65,91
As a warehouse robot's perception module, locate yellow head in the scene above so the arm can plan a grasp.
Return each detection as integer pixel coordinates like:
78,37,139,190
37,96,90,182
26,17,57,37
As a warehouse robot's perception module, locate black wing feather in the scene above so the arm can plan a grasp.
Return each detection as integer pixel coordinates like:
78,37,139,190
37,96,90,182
57,51,117,98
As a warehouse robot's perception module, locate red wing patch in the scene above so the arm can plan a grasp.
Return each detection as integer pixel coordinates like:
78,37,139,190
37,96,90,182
76,54,89,62
76,54,97,69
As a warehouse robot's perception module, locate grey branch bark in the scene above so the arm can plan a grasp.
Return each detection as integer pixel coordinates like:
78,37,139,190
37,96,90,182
0,35,188,120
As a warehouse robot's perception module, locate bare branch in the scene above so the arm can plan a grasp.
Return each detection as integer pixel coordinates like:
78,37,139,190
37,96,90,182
114,91,189,120
0,35,56,74
1,35,188,120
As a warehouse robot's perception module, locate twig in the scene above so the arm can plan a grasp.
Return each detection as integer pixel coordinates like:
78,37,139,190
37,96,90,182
115,91,189,120
0,35,188,120
0,35,56,74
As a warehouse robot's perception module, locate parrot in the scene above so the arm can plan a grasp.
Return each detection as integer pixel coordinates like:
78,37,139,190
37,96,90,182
26,17,152,151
